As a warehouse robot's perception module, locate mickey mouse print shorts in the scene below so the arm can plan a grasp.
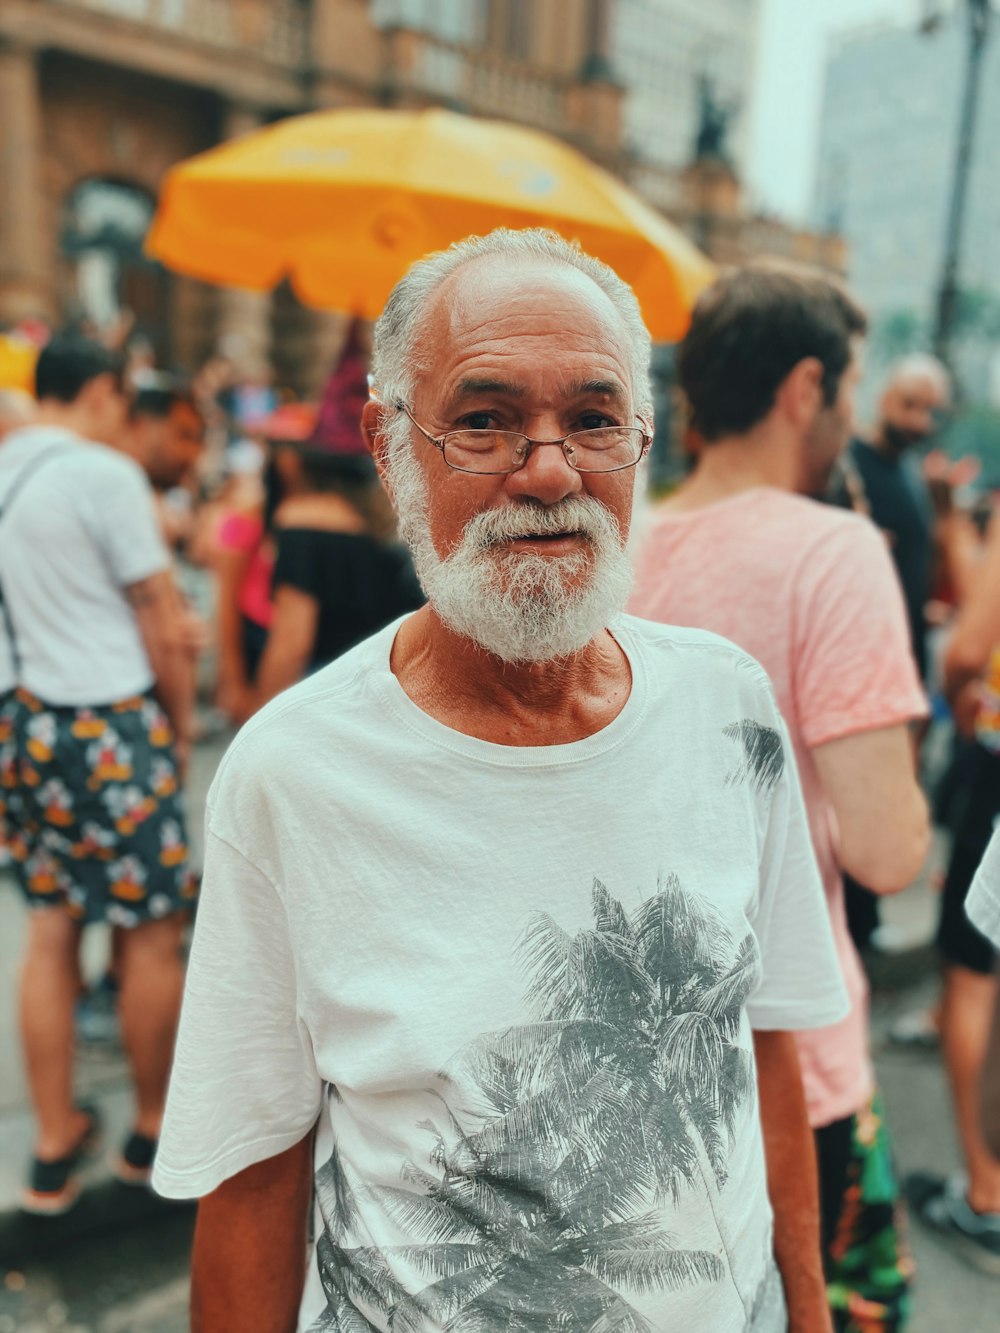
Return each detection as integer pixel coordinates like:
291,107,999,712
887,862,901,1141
7,688,198,927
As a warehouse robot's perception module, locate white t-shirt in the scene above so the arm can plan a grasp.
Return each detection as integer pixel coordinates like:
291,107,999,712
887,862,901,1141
968,829,1000,950
155,615,847,1333
0,426,169,704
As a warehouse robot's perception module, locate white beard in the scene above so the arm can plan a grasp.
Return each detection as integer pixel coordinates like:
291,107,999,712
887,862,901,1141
387,424,635,664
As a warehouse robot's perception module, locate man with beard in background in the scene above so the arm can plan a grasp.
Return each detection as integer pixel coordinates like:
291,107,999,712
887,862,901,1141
153,230,848,1333
849,355,952,685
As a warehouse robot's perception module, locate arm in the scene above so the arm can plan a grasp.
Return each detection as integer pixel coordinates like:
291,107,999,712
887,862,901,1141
248,585,319,717
812,724,929,894
192,1131,313,1333
126,570,196,769
945,513,1000,701
983,973,1000,1161
215,545,253,720
754,1030,832,1333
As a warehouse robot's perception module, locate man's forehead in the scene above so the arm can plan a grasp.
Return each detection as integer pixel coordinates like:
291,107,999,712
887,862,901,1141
416,257,631,391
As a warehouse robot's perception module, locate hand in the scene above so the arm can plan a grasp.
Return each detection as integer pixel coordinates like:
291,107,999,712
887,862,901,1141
953,680,984,739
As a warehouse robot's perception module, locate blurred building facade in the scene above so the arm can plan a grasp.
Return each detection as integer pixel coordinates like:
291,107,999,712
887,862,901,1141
613,0,760,175
815,10,1000,402
1,0,842,392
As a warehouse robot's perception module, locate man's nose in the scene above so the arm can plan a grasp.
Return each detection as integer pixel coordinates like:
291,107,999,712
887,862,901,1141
504,439,583,506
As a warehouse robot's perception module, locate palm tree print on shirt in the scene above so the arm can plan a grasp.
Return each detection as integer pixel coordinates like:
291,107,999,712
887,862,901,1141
309,874,772,1332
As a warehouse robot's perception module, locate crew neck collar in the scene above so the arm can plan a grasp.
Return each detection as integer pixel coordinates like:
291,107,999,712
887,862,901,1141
370,614,649,769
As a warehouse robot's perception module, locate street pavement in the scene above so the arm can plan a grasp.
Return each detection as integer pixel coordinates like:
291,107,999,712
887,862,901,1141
0,738,996,1330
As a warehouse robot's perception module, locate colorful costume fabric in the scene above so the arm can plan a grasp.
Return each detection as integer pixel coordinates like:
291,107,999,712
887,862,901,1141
819,1091,914,1332
8,688,197,927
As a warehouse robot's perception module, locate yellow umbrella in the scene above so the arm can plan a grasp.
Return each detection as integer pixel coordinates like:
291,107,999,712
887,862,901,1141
0,334,38,395
147,108,714,341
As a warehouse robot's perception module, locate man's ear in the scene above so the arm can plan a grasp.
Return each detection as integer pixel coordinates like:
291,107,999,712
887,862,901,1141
778,357,824,428
362,399,393,495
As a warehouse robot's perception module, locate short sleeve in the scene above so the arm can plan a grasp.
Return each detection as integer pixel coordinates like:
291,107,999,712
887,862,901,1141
746,709,850,1032
794,516,927,748
273,527,327,599
967,829,1000,950
86,457,170,586
153,824,322,1199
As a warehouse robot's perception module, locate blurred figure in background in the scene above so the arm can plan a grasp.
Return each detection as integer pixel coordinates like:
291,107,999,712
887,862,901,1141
630,264,930,1332
246,324,422,716
0,387,35,442
0,335,197,1212
850,355,952,684
127,376,206,492
830,356,951,956
906,510,1000,1271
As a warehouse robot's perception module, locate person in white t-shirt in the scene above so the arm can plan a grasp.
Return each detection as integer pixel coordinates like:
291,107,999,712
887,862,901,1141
155,230,848,1333
0,335,198,1214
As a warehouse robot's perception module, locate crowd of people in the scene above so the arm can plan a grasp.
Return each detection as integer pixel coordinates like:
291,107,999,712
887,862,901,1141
1,229,999,1333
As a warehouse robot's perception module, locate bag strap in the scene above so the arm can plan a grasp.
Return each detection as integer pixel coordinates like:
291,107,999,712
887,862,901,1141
0,445,73,682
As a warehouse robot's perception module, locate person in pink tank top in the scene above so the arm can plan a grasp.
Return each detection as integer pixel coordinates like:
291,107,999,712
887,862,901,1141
630,264,929,1332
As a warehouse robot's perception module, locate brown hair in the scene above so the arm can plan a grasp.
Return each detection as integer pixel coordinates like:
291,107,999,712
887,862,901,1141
678,262,867,442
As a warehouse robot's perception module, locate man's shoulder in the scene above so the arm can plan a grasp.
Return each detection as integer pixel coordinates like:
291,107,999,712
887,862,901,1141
213,629,392,785
747,488,883,559
2,429,149,498
620,614,774,697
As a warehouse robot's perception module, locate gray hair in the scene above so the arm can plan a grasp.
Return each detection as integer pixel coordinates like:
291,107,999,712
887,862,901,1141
884,353,952,400
371,228,653,426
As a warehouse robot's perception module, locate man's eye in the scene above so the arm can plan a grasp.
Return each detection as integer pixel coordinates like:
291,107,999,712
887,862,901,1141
576,413,615,432
459,412,497,431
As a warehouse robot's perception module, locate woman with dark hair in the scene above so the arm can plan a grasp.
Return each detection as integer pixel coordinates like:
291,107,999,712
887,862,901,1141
242,327,422,718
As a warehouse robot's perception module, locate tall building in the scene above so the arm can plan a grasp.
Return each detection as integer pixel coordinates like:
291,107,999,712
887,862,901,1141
612,0,761,175
814,9,1000,399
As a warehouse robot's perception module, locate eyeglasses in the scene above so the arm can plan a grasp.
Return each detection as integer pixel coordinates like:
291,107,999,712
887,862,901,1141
396,402,650,476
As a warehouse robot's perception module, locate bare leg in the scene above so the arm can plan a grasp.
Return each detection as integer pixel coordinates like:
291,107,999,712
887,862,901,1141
19,909,89,1159
118,914,185,1138
941,963,1000,1212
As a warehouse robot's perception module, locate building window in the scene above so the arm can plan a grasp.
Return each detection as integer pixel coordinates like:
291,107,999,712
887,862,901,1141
62,178,168,356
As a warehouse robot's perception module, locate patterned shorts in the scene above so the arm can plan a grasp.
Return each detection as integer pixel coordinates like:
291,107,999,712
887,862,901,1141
817,1090,914,1332
2,688,198,928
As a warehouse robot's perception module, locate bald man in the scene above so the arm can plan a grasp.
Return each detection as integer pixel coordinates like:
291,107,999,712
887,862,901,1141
849,356,952,682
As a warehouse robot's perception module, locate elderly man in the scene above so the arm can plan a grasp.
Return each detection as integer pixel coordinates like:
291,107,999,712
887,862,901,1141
154,230,847,1332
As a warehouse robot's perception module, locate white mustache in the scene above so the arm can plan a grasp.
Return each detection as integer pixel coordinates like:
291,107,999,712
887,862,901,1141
464,498,619,552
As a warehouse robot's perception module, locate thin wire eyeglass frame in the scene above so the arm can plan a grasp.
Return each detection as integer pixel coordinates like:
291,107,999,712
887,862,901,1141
395,402,651,476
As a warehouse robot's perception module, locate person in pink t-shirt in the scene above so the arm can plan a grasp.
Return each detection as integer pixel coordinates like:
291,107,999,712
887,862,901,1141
630,264,930,1332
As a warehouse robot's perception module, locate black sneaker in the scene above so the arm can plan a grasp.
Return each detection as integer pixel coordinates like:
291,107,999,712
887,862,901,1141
906,1171,1000,1276
115,1130,158,1187
21,1103,103,1216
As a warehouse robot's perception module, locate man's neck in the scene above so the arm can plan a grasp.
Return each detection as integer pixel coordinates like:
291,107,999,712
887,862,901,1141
389,605,632,746
32,405,87,437
667,427,799,513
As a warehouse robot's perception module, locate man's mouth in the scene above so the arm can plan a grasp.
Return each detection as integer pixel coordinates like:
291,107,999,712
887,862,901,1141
509,522,586,538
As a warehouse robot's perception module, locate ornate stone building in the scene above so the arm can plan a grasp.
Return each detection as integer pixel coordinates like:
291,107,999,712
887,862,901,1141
0,0,842,392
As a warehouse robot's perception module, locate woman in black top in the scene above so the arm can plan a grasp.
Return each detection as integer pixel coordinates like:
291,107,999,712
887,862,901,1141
251,444,423,710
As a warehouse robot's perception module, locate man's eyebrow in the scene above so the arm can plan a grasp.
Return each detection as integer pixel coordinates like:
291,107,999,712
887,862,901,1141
569,379,627,400
454,377,526,399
